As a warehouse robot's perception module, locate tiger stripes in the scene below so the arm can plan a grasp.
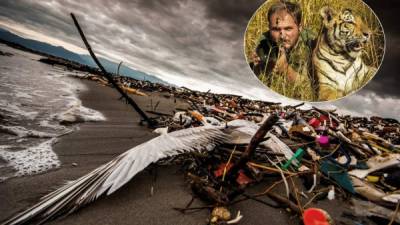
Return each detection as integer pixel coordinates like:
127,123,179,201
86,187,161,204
312,7,376,101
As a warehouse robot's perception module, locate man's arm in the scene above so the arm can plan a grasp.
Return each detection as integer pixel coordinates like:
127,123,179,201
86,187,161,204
275,47,299,82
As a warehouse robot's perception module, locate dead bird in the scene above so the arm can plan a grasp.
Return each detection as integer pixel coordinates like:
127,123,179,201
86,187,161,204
2,125,230,225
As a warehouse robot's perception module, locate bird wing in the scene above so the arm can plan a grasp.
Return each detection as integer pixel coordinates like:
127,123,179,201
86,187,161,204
2,126,229,225
224,119,259,144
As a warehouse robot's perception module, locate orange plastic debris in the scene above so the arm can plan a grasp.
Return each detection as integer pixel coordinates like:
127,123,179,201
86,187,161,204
214,163,233,178
190,110,205,123
236,170,253,185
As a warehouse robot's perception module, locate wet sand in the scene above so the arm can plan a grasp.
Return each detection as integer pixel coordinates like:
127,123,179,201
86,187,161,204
0,79,322,225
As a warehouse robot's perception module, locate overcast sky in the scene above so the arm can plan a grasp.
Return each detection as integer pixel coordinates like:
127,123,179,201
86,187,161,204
0,0,399,119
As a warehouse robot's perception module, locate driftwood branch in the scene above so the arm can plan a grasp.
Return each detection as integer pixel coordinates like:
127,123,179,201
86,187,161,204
117,61,123,76
237,114,279,165
70,13,156,127
229,114,279,177
267,192,301,214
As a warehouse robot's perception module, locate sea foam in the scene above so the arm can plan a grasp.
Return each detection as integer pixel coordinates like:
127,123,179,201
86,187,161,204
0,125,57,138
54,100,106,124
0,44,106,182
0,138,60,182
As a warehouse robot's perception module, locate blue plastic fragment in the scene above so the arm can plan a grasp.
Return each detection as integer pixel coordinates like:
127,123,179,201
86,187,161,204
320,160,355,194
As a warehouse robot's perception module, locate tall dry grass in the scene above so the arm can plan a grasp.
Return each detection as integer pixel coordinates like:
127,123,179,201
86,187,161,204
244,0,385,101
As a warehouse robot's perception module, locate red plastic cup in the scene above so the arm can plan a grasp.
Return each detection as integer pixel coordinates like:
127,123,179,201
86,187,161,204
303,208,333,225
308,118,321,128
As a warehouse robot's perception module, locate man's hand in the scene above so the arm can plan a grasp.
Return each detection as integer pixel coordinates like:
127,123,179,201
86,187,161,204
250,51,261,65
275,47,289,73
275,47,297,82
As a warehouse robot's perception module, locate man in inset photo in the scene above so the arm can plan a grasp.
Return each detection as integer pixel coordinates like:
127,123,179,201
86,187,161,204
253,1,315,81
250,0,316,100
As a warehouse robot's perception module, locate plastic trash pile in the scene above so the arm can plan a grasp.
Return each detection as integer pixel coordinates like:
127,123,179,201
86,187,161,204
83,73,400,225
157,91,399,224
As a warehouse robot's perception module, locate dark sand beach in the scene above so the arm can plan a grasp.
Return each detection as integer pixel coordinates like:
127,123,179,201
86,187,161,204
0,79,302,225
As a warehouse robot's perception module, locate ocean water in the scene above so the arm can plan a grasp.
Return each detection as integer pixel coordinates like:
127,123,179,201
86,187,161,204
0,44,106,182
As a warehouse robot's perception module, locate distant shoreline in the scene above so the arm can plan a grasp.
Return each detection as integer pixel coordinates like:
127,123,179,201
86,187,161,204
0,38,110,77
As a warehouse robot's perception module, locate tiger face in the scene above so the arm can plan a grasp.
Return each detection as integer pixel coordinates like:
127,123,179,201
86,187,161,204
320,7,371,59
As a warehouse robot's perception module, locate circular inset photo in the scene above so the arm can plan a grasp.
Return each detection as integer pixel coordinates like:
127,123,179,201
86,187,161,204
244,0,385,102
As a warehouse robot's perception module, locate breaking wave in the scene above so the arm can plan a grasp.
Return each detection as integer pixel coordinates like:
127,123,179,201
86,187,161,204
0,44,106,181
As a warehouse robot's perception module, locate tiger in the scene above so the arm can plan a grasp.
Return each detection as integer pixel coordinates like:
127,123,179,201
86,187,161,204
312,7,377,101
